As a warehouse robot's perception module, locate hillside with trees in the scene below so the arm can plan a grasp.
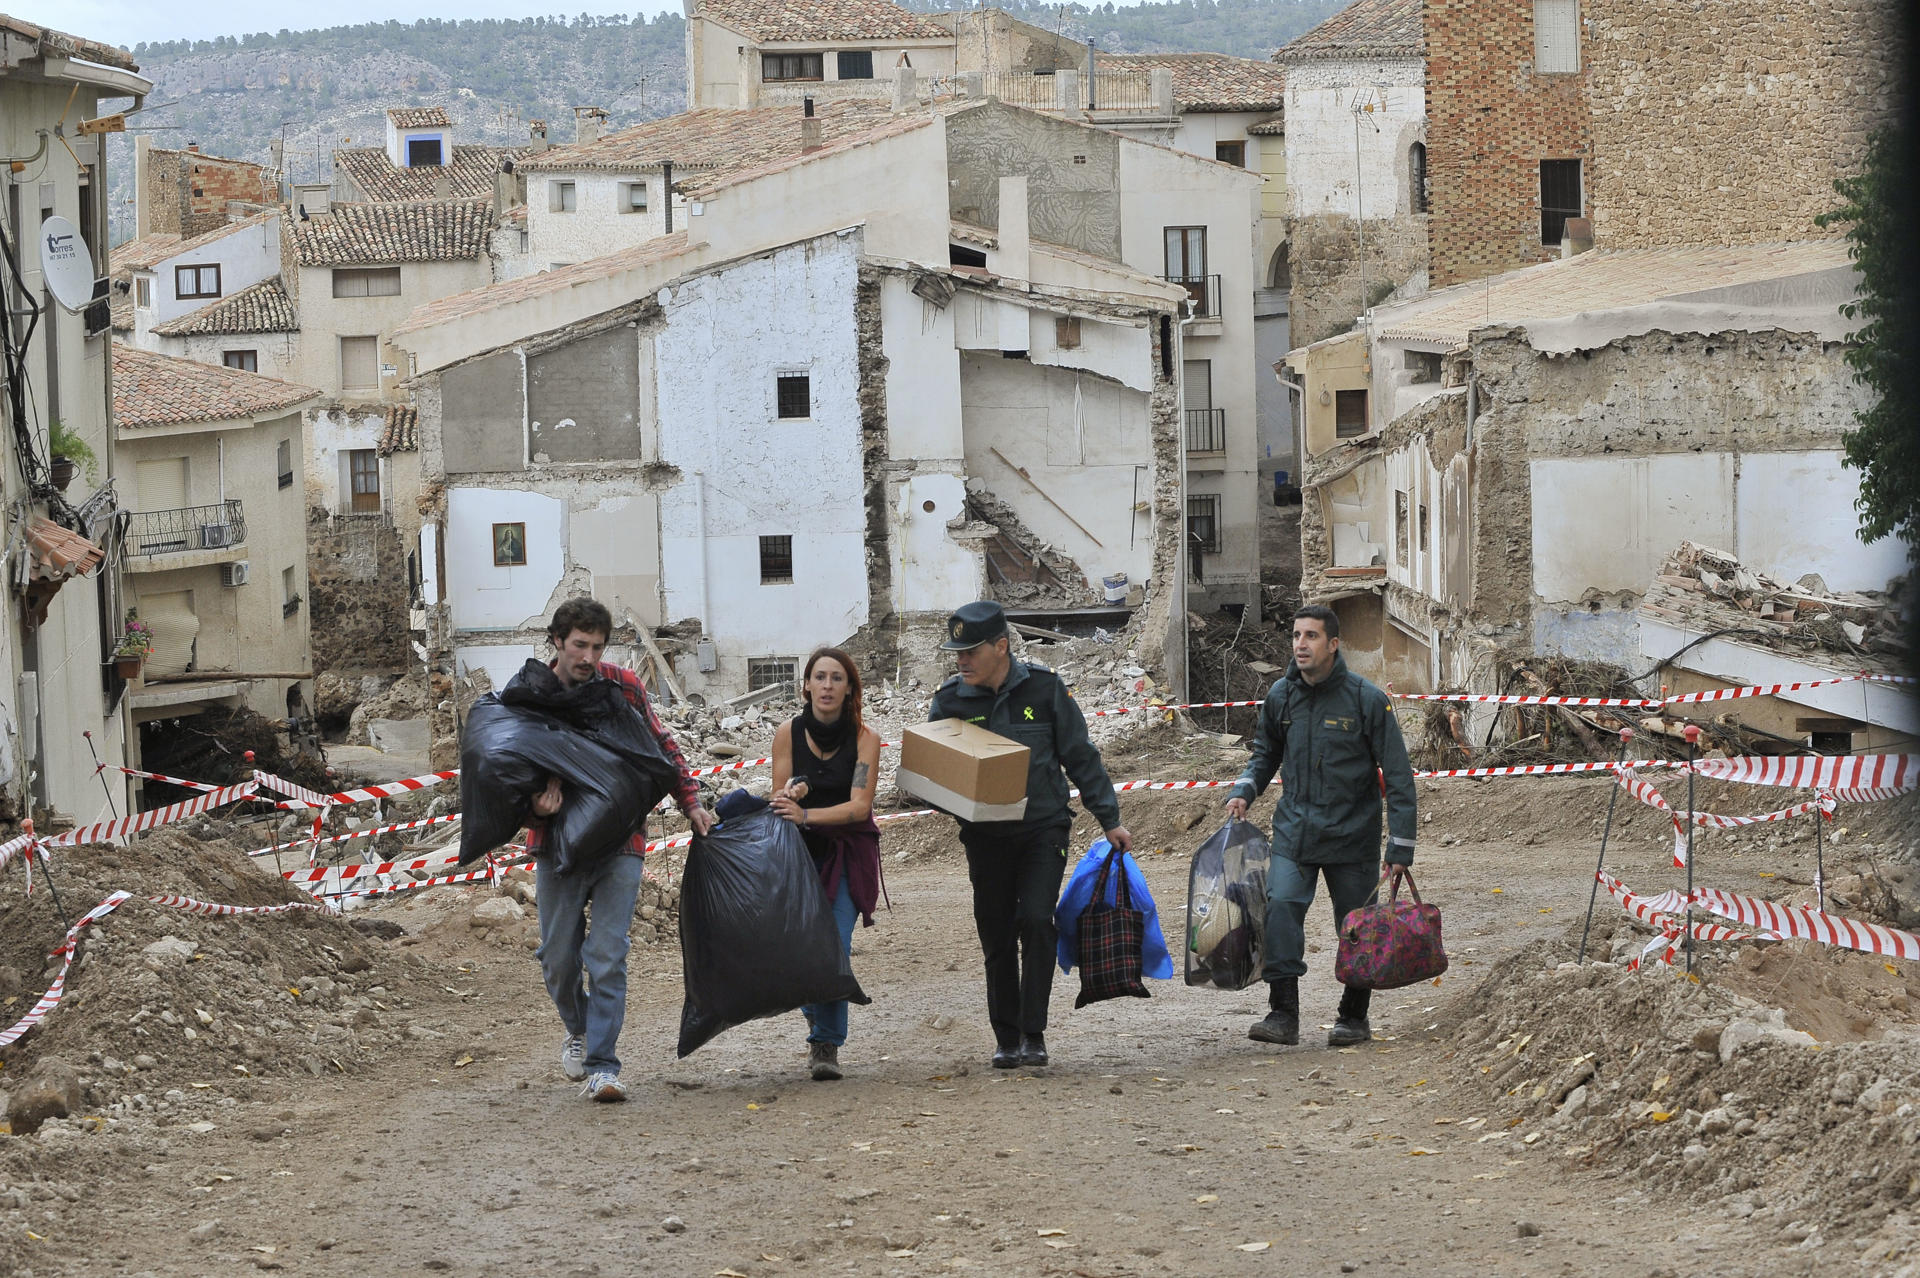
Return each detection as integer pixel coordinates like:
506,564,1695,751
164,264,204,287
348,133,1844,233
109,1,1347,240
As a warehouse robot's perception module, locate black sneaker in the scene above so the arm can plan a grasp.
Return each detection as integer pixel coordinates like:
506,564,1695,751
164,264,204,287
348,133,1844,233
991,1043,1021,1070
1327,1018,1372,1048
1018,1033,1048,1067
808,1042,843,1081
1248,1010,1300,1045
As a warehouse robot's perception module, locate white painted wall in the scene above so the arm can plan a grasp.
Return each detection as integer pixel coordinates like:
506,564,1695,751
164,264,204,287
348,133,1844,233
1530,450,1908,602
880,272,963,462
290,257,494,400
454,643,541,692
890,472,981,613
569,492,663,629
655,233,871,669
303,407,390,517
157,331,300,382
526,171,674,267
445,487,569,631
137,218,281,328
1283,59,1425,220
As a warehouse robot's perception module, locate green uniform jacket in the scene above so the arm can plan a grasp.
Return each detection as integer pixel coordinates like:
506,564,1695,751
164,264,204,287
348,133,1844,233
1228,652,1418,866
928,659,1122,837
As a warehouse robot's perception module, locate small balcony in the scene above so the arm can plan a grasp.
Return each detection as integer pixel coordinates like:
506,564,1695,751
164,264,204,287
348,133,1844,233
1168,273,1223,319
126,500,247,566
1185,408,1226,455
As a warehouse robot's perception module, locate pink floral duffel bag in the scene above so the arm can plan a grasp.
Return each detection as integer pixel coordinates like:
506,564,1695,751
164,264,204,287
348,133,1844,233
1334,870,1448,990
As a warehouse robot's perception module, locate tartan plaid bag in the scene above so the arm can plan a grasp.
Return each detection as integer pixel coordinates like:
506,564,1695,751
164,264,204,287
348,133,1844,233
1074,849,1151,1007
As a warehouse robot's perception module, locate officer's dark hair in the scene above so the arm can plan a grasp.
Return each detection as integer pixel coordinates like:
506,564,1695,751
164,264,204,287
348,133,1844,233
1292,604,1340,639
549,596,614,645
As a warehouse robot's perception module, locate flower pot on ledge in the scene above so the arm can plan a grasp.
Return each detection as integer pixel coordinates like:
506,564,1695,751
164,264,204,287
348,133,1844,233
50,456,78,492
113,653,142,679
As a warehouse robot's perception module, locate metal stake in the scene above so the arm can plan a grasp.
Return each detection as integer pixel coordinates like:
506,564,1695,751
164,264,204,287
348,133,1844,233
82,730,122,820
1683,724,1700,973
1814,800,1826,912
1578,728,1634,964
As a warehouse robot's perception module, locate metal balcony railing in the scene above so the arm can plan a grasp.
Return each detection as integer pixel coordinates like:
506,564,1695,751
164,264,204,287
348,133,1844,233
1087,69,1158,112
1185,408,1226,453
1168,273,1223,319
127,500,246,557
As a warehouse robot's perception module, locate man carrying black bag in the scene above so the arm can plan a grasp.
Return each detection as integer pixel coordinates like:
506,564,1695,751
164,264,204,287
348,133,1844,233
520,598,712,1102
1223,605,1418,1049
930,601,1131,1070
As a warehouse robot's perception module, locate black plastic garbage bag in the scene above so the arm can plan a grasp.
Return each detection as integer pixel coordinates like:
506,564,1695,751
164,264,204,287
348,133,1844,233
1184,819,1271,990
677,808,870,1057
457,659,683,874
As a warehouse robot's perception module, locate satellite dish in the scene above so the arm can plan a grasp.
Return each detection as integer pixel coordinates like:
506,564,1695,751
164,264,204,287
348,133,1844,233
38,216,94,313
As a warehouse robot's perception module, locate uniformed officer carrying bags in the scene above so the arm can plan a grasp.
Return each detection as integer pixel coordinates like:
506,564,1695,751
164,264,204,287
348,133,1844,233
929,601,1133,1070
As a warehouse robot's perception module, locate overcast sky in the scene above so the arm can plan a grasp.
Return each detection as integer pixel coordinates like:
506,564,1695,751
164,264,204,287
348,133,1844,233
45,1,1156,52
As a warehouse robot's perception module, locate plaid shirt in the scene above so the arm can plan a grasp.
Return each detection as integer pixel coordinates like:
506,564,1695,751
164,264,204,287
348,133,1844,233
522,661,701,859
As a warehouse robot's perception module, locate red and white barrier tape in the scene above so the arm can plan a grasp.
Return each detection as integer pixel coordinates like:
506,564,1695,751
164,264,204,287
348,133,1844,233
318,855,532,903
248,811,463,858
38,780,260,851
1597,872,1769,969
1690,753,1920,792
283,849,463,887
1391,673,1913,710
1692,886,1920,961
102,764,224,793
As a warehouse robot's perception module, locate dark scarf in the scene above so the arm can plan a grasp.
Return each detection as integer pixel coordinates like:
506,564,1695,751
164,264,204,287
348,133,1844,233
797,701,853,756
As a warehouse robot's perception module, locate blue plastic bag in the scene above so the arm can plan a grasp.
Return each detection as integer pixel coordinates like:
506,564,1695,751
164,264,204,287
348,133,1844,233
1054,839,1174,980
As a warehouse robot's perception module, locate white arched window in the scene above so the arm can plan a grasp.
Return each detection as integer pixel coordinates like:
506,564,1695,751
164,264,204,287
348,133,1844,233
1409,142,1428,214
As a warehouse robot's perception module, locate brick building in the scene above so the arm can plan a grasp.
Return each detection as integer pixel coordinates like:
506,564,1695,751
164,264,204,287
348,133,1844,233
1424,0,1590,286
133,138,277,240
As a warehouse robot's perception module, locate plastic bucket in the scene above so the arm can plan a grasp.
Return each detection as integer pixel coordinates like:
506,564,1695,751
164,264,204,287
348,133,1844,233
1102,573,1129,603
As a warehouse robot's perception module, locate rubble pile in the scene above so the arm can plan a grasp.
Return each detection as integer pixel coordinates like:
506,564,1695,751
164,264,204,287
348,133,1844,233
0,828,462,1130
1444,934,1920,1259
1643,541,1908,663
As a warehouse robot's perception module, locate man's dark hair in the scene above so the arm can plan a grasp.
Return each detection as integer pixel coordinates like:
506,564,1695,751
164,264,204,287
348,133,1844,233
1292,603,1340,639
549,596,614,644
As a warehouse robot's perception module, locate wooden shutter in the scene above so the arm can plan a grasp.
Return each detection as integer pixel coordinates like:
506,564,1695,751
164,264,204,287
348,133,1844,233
340,336,378,390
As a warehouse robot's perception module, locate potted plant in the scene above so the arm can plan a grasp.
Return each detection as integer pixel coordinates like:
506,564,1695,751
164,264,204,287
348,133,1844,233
114,610,154,679
46,419,98,494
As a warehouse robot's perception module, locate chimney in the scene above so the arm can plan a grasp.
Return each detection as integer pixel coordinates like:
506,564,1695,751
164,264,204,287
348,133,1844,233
801,96,822,150
493,159,521,219
573,105,608,146
529,119,549,152
891,64,917,112
1560,216,1594,258
268,137,287,203
187,142,200,153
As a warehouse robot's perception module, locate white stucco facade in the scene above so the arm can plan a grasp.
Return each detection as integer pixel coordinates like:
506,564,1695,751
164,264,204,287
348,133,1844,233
1283,59,1426,221
130,216,281,334
526,172,676,269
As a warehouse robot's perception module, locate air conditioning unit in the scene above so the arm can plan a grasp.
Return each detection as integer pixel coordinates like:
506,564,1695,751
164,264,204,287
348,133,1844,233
200,523,233,549
220,560,250,587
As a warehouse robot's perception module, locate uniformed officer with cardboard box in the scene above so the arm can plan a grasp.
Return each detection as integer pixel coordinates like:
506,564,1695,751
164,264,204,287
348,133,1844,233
904,601,1131,1070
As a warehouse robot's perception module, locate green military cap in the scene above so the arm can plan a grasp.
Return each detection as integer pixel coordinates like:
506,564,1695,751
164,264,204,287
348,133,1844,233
941,600,1009,651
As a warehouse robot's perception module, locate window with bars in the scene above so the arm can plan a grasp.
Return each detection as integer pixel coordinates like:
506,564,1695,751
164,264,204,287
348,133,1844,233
1539,159,1583,245
763,52,823,81
223,349,257,372
776,374,811,419
1186,495,1222,555
836,50,873,80
1214,141,1245,168
332,267,402,297
175,263,220,299
1335,388,1369,438
759,535,794,583
748,657,798,691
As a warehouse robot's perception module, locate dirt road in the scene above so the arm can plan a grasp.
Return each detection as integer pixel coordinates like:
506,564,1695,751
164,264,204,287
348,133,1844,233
9,765,1898,1278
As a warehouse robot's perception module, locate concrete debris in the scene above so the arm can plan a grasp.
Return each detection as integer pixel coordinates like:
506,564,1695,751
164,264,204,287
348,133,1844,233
5,1057,82,1136
1642,541,1906,661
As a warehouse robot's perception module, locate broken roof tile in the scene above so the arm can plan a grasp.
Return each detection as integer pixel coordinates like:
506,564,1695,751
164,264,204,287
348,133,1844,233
27,517,105,582
376,404,419,456
112,346,318,428
292,199,494,267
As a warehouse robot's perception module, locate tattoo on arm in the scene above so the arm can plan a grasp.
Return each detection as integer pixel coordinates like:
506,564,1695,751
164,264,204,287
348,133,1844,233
852,761,871,791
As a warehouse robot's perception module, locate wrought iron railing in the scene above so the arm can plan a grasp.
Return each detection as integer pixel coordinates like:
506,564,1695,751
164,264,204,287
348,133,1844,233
1185,408,1226,453
1087,69,1158,112
981,71,1067,110
1168,273,1222,318
126,500,246,557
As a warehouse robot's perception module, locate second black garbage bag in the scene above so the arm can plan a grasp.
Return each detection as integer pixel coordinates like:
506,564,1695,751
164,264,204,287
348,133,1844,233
677,807,870,1057
457,658,684,874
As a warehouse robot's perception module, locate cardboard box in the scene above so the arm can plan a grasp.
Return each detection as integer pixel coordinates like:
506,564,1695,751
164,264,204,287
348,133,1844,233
896,719,1030,823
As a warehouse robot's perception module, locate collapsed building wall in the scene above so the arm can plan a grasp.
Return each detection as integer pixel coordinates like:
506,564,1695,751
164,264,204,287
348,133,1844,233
305,509,412,675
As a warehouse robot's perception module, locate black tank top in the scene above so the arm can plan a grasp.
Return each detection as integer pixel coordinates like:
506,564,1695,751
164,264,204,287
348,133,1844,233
794,717,857,810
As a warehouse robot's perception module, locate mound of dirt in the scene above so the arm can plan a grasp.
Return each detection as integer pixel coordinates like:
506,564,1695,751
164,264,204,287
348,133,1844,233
1441,933,1920,1262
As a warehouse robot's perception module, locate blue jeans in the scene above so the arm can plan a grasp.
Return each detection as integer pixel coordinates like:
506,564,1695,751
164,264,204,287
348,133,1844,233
536,853,644,1075
1261,854,1379,982
801,876,858,1047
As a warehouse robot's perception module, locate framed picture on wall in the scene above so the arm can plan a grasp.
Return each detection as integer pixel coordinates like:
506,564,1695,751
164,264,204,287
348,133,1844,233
493,521,527,567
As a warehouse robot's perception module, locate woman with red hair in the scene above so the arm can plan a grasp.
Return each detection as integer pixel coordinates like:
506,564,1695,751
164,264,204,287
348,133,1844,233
770,647,884,1081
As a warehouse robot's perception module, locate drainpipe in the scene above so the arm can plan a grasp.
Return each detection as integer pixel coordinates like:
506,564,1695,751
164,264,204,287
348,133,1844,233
662,160,673,233
218,437,225,507
1276,373,1304,486
694,468,711,633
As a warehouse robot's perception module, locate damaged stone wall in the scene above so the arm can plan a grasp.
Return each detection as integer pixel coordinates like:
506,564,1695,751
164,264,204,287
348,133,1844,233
1288,212,1429,348
1138,316,1184,693
855,266,896,648
306,510,412,675
1584,0,1903,249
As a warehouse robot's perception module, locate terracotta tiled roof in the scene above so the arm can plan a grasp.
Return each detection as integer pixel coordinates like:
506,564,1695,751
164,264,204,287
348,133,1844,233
27,517,105,582
1275,0,1423,62
1247,117,1285,135
292,200,494,266
682,108,937,197
109,210,276,274
387,106,452,128
1374,242,1854,348
110,288,134,333
696,0,948,42
333,144,528,203
393,232,698,337
151,279,298,337
112,346,319,428
376,405,419,455
0,14,137,71
1104,53,1286,111
521,100,900,175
